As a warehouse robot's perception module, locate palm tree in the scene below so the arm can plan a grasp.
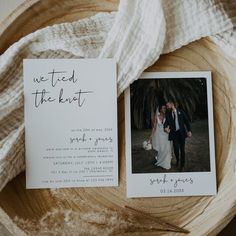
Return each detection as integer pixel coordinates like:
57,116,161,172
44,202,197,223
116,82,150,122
130,78,207,129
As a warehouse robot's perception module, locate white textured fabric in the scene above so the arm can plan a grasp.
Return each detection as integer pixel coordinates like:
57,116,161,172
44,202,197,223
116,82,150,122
99,0,166,93
0,0,236,191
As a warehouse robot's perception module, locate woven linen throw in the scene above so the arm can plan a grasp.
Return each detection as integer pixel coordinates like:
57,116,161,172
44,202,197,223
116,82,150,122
0,0,236,191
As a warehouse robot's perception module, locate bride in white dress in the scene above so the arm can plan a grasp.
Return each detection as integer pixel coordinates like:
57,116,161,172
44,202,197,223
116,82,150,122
150,105,172,170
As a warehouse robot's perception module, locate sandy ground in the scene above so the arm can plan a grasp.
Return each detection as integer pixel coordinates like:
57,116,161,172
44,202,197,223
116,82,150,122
131,119,210,173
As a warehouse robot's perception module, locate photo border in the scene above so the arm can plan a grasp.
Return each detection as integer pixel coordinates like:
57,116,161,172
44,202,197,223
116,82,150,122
125,72,216,198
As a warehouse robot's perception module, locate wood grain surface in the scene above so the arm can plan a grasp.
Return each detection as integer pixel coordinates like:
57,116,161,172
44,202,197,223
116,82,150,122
0,0,236,235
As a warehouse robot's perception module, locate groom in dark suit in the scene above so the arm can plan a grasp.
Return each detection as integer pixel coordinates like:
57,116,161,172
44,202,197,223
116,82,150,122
164,101,192,172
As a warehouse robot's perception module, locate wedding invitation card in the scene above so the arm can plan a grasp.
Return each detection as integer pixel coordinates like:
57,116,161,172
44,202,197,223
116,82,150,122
125,72,216,197
24,59,118,189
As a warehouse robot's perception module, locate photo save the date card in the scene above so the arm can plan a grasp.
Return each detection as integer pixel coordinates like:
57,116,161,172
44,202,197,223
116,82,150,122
125,72,216,198
24,59,118,189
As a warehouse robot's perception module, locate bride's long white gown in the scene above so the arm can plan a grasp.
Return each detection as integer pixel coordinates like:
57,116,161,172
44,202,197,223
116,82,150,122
152,114,172,170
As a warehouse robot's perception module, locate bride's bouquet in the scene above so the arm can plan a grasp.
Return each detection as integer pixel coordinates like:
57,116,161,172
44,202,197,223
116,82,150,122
142,139,152,150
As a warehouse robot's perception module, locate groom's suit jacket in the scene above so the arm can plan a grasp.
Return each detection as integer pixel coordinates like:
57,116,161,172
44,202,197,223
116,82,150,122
164,108,191,141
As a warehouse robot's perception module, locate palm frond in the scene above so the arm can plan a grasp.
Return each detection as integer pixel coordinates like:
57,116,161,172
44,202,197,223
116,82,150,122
130,78,207,129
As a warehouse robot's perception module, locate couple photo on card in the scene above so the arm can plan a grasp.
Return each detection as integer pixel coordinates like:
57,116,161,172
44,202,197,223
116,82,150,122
126,72,215,175
125,72,216,197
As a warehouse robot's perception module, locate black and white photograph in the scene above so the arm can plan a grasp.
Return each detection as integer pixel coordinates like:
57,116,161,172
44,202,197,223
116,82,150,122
125,72,216,198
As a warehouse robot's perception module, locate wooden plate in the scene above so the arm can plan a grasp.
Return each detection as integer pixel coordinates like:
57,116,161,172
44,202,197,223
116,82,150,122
1,0,236,235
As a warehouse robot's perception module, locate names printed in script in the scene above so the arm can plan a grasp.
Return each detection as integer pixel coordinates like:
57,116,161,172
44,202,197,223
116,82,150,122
42,128,116,185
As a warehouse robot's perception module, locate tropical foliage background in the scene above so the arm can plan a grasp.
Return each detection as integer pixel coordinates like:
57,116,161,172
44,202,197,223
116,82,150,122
130,78,208,129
